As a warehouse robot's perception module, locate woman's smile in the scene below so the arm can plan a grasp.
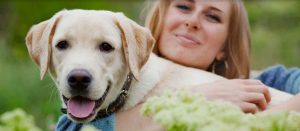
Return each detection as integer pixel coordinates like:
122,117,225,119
175,33,201,48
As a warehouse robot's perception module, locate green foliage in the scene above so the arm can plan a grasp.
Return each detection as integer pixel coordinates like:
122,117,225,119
0,55,60,130
0,108,41,131
142,91,300,131
245,1,300,69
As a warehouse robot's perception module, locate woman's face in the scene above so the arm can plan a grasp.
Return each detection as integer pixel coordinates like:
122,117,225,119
158,0,231,69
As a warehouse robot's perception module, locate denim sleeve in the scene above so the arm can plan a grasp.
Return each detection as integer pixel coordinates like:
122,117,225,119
256,65,300,94
56,114,115,131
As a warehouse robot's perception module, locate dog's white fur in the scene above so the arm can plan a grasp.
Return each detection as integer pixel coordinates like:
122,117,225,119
25,9,292,123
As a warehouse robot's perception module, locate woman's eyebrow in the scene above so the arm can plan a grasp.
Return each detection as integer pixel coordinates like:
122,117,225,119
208,6,224,14
185,0,195,3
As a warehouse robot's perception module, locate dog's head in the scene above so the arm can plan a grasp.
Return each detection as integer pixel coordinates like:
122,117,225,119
25,9,154,122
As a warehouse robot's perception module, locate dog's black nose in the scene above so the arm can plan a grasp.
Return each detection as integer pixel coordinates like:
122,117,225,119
67,69,92,91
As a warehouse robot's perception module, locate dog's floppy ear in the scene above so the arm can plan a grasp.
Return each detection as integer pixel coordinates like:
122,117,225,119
115,13,155,80
25,10,65,80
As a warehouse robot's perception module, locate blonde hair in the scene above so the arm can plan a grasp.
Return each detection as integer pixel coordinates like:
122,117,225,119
144,0,251,79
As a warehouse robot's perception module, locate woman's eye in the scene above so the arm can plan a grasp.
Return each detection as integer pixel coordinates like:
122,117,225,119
207,14,221,23
176,4,191,11
99,42,114,52
56,40,69,50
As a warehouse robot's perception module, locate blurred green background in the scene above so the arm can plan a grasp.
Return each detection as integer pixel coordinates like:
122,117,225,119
0,0,299,130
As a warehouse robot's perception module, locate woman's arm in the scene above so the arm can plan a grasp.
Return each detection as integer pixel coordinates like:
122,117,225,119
115,79,293,130
268,93,300,112
191,79,271,113
116,104,163,131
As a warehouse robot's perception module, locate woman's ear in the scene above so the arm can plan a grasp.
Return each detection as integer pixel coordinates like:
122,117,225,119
216,51,226,61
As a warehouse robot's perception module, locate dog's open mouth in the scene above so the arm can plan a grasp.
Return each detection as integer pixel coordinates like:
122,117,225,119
62,86,110,120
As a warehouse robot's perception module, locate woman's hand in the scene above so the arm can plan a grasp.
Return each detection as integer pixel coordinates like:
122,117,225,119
193,79,271,113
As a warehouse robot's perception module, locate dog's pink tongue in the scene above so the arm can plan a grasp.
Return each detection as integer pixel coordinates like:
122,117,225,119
67,97,95,118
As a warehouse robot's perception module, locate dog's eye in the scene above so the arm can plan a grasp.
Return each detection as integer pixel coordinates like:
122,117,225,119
99,42,114,52
56,40,69,50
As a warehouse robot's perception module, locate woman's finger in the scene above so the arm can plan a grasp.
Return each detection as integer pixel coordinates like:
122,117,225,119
239,102,258,113
233,79,263,85
244,85,271,103
244,93,268,111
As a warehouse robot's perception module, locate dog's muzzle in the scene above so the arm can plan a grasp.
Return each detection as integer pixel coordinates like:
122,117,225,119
62,68,102,120
62,84,111,121
61,72,134,122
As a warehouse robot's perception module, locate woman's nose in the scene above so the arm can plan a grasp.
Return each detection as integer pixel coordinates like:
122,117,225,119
185,14,201,30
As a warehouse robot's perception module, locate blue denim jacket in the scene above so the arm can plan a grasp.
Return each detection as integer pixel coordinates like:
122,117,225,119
56,114,114,131
256,65,300,94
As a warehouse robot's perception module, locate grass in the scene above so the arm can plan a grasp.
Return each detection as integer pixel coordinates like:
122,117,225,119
0,54,61,130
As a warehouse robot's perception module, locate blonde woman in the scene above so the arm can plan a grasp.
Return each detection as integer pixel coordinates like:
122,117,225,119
117,0,300,130
56,0,300,130
142,0,300,112
143,0,266,113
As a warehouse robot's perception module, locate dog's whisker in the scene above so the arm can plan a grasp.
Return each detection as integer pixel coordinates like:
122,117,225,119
48,84,60,104
39,82,57,102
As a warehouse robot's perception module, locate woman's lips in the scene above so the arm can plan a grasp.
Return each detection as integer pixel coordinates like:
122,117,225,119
175,34,201,47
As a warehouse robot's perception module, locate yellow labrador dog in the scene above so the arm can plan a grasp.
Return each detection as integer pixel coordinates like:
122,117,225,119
25,9,292,123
